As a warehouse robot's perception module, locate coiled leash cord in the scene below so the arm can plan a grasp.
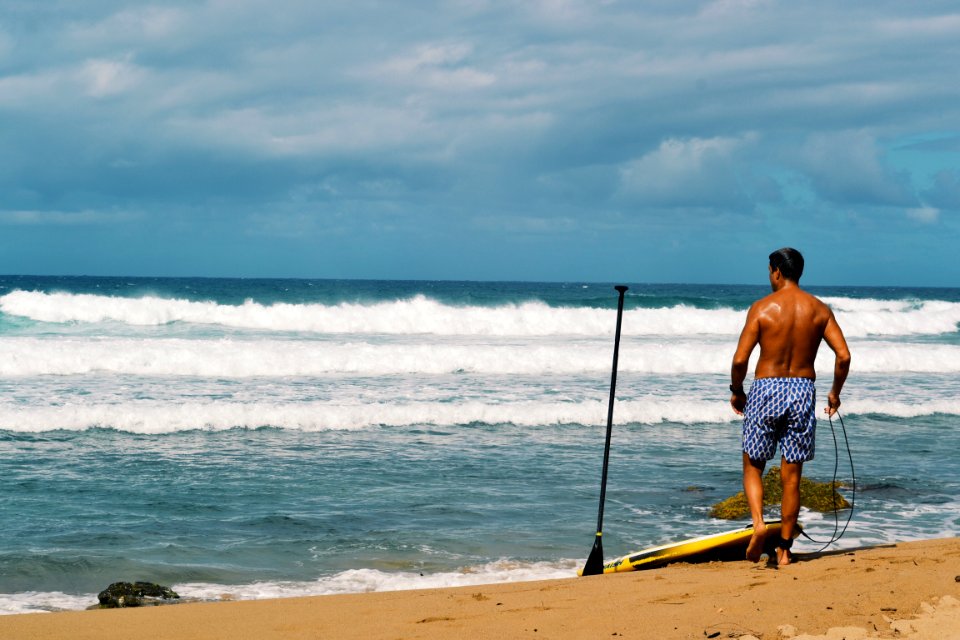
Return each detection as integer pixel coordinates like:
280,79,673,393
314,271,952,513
798,410,856,553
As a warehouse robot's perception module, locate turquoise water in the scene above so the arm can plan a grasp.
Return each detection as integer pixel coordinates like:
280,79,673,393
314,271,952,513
1,277,958,613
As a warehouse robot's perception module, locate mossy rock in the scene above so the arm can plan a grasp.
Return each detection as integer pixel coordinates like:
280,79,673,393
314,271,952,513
97,582,180,608
709,466,850,520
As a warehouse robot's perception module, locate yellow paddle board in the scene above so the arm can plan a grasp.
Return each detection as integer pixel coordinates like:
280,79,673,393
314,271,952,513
579,521,801,575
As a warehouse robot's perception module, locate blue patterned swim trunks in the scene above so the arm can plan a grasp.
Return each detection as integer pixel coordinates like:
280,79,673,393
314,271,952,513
742,377,817,463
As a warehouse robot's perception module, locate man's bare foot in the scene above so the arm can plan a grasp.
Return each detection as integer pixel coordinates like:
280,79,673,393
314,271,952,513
745,522,767,562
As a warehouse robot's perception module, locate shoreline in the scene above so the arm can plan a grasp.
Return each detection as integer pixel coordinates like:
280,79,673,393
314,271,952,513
1,537,957,639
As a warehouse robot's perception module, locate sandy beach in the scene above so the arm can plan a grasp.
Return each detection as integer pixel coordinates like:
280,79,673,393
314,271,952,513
1,537,957,639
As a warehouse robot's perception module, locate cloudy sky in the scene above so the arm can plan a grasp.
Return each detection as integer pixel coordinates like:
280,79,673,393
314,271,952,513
1,1,958,285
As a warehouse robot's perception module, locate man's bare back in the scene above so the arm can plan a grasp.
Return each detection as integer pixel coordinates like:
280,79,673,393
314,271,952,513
729,249,851,567
731,264,850,415
743,286,829,379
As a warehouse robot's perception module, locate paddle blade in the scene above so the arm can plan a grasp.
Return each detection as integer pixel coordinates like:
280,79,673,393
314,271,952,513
580,534,604,576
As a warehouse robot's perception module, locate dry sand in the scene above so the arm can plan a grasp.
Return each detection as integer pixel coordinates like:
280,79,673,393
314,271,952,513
1,537,957,639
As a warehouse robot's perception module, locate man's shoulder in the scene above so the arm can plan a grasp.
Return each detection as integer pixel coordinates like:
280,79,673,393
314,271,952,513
797,288,832,312
753,287,831,314
746,295,769,315
752,289,788,307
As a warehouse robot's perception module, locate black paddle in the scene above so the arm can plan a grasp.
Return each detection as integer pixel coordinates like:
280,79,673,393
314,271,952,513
580,284,629,577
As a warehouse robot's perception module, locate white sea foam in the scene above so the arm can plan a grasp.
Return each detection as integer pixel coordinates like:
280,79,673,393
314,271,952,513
1,336,959,378
0,399,736,433
2,396,959,433
796,503,960,551
0,336,688,376
0,560,578,615
0,590,95,615
3,290,959,337
823,297,960,336
177,559,579,601
0,290,743,336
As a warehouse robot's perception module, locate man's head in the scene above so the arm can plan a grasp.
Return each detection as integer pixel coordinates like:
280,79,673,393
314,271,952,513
769,247,804,283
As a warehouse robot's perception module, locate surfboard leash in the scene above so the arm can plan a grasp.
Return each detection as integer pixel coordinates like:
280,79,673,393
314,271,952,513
798,410,856,552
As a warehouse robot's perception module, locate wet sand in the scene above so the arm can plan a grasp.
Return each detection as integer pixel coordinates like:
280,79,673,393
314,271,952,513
1,537,957,639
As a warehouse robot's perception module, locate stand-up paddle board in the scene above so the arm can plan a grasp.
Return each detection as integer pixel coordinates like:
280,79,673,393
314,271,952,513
579,521,801,575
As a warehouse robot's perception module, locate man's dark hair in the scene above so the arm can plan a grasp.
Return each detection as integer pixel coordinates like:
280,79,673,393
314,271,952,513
769,247,804,282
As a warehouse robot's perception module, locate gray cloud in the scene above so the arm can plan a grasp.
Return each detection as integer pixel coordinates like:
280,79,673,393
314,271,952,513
788,131,915,207
924,171,960,211
0,209,143,225
617,133,761,208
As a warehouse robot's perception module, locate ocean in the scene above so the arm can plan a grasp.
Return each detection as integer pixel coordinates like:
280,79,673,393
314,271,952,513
1,276,958,614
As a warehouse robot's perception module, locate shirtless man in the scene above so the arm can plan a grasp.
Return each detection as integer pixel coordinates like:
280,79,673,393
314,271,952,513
730,248,851,566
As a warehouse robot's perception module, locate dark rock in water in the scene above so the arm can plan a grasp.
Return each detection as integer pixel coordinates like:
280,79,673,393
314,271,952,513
709,466,851,520
97,582,180,608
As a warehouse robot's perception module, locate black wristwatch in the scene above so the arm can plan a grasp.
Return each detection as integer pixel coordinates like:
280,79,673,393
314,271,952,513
730,384,744,394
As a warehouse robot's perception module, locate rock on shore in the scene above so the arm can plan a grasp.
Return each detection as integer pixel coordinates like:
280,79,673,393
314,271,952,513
97,582,180,608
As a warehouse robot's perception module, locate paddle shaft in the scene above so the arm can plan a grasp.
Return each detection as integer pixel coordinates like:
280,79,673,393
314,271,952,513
581,285,628,576
595,285,628,534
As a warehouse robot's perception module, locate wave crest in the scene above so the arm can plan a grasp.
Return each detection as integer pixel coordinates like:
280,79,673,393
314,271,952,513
2,398,958,433
3,290,958,337
2,337,959,377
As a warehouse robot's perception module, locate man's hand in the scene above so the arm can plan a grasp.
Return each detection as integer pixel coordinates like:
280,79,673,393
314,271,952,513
731,389,747,415
825,391,841,416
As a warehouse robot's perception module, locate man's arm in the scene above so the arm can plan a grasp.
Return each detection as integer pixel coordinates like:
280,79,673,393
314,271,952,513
730,303,760,415
822,310,851,416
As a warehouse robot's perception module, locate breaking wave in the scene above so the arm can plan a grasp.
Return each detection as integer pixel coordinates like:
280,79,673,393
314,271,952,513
2,290,959,337
0,337,958,377
3,397,959,433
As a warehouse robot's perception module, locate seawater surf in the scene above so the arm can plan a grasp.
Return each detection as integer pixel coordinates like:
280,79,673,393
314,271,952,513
1,276,958,614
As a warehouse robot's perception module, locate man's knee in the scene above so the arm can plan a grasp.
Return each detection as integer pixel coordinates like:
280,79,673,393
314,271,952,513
743,453,766,473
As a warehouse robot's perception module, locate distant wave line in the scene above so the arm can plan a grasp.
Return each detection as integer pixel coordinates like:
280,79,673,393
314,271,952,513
2,290,959,337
